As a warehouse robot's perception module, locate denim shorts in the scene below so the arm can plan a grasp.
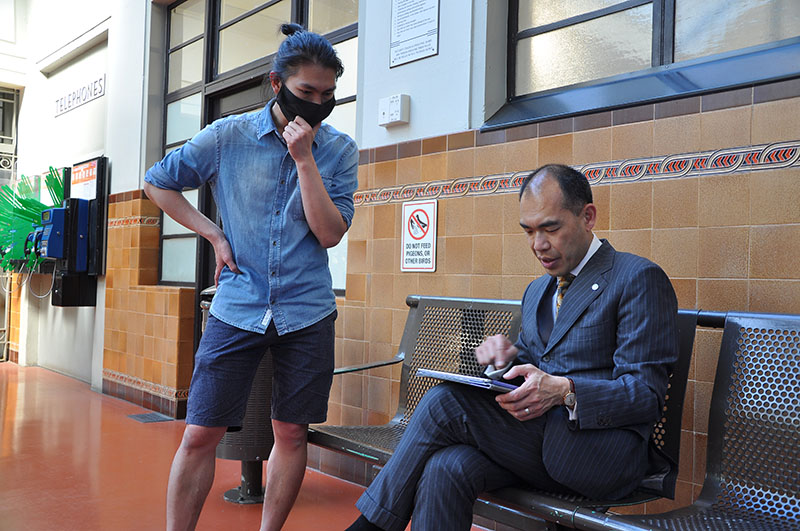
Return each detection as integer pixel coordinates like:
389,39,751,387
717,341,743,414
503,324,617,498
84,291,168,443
186,311,336,428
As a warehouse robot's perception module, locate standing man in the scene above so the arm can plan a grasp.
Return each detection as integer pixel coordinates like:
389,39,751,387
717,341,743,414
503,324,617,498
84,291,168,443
144,24,358,531
348,164,679,531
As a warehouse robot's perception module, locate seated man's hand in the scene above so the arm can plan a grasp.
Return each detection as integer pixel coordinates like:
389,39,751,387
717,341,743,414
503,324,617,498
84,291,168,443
496,365,569,421
475,334,519,368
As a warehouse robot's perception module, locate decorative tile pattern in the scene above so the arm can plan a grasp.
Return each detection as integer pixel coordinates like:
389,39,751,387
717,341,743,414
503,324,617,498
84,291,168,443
103,368,189,399
353,140,800,206
108,216,160,228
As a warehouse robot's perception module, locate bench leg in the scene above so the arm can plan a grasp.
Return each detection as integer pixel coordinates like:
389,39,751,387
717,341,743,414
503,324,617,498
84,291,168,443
222,460,264,504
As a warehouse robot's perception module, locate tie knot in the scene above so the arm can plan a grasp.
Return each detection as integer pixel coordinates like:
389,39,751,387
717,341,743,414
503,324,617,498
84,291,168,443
558,274,575,291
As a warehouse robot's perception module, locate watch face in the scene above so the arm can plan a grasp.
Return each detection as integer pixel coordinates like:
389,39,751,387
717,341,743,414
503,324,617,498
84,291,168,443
564,393,576,407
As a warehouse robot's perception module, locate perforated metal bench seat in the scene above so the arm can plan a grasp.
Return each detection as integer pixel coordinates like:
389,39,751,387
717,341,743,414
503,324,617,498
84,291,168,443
308,295,702,530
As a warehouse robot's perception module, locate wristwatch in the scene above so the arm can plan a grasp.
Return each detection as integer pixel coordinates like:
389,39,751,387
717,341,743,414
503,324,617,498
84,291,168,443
563,378,576,408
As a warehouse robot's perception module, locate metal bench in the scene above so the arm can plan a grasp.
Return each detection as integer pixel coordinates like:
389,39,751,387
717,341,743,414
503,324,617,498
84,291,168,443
589,311,800,531
308,295,699,529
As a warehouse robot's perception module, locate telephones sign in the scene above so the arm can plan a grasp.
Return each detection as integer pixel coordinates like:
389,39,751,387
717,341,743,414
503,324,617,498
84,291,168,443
401,199,437,272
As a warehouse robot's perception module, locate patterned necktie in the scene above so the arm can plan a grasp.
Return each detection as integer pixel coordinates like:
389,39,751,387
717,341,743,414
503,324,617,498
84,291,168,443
556,274,575,316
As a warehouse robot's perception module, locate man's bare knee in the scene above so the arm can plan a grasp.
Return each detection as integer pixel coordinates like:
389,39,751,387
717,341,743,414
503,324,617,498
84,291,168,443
271,420,308,449
179,425,227,454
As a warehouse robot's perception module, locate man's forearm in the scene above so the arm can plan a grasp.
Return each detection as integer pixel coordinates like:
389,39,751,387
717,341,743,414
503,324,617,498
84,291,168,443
295,159,347,248
144,182,225,245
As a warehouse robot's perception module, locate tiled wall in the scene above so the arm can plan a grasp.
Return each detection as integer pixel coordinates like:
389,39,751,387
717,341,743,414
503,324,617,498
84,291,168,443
6,273,22,363
102,190,195,418
309,78,800,514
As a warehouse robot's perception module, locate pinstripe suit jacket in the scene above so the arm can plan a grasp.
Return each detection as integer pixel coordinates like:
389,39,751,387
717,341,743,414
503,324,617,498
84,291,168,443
515,240,678,499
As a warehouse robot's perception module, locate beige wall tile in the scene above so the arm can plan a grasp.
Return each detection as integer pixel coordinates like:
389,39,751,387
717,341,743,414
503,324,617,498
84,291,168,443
699,107,751,151
697,173,750,227
393,274,418,309
396,156,422,185
697,279,748,313
473,195,505,236
502,193,522,233
373,161,397,189
505,138,538,172
612,122,653,160
418,272,444,295
366,376,391,416
750,168,800,225
372,238,396,274
474,144,506,176
652,228,698,278
346,273,367,302
444,275,472,298
446,149,475,180
694,329,723,383
347,239,367,274
653,178,698,228
357,164,371,191
749,280,800,315
697,227,749,278
538,134,573,165
750,225,800,280
471,275,502,300
609,181,652,230
472,235,503,275
502,275,533,300
653,114,701,157
682,381,695,431
694,381,713,434
343,306,365,341
606,229,652,260
573,128,612,165
442,197,475,236
392,308,409,345
420,153,447,182
341,373,363,408
368,307,393,344
369,274,394,308
349,207,370,240
441,236,472,274
752,96,800,144
372,204,396,239
502,233,534,275
591,184,610,231
670,278,697,310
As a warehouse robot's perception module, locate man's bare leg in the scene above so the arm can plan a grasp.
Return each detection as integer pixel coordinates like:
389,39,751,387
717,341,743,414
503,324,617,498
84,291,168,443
166,425,227,531
259,419,309,531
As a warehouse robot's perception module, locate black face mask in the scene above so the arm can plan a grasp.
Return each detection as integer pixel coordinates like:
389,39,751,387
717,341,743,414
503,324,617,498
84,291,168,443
276,83,336,127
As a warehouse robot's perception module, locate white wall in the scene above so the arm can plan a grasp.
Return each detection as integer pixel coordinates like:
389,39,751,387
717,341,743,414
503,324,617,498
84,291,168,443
0,0,28,89
356,1,506,149
11,0,155,388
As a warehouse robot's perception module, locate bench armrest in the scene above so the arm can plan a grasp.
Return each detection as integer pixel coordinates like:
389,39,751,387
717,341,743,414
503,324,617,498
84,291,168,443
333,353,405,375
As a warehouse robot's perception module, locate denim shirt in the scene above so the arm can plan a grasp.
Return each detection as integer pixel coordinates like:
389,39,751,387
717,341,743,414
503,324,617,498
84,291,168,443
144,100,359,334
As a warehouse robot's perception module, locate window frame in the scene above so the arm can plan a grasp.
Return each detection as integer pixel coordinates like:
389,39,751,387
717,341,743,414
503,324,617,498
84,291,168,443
485,0,800,131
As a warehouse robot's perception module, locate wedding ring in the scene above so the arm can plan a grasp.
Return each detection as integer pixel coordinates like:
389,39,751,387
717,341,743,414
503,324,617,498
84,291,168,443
524,407,530,414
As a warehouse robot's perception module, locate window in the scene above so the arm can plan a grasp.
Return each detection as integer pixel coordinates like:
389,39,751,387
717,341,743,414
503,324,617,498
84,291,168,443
161,0,358,291
489,0,800,129
0,88,19,186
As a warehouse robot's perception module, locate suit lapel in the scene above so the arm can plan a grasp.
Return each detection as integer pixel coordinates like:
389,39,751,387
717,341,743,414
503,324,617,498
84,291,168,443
528,275,555,352
545,241,615,353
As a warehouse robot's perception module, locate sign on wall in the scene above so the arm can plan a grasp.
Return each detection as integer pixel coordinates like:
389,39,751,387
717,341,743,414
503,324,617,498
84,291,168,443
401,199,437,272
390,0,440,67
55,74,106,117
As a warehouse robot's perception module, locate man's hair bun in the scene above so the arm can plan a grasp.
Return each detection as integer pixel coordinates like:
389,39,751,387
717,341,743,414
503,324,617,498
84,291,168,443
280,23,304,37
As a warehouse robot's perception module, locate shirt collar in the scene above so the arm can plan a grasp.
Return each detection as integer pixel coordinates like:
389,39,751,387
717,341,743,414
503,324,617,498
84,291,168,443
257,98,323,147
570,234,602,278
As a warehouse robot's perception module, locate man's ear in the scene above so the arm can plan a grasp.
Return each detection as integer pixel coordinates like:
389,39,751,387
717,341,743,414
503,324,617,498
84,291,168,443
268,72,281,95
583,203,597,230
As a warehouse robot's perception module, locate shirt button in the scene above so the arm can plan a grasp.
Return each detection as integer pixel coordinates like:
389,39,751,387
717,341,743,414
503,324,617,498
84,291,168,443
270,299,275,304
275,210,280,215
280,179,285,184
271,271,276,276
542,355,550,362
272,241,277,246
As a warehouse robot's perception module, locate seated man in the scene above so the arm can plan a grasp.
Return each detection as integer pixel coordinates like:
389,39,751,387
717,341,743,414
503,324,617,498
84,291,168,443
348,164,679,531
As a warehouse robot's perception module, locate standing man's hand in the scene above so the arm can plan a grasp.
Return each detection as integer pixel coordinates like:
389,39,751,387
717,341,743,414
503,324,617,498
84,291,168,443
283,116,318,164
210,230,240,287
496,364,571,421
475,334,519,369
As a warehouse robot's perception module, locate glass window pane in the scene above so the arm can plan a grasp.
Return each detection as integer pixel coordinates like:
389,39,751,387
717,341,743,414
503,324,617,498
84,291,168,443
516,5,652,96
168,39,204,93
221,0,270,25
327,232,347,292
309,0,358,35
161,237,197,282
675,0,800,63
333,37,358,99
325,100,356,139
166,92,202,145
170,0,205,48
518,0,627,29
218,1,292,74
162,189,199,235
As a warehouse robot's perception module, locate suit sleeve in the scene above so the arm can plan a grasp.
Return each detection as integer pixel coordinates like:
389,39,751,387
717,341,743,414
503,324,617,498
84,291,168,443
572,263,678,431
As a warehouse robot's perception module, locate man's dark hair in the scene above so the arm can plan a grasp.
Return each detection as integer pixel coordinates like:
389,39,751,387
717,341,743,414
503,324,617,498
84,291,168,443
271,23,344,81
518,164,593,215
